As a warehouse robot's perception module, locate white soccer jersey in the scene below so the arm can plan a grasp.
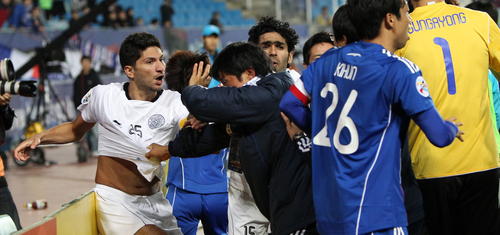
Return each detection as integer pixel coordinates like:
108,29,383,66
78,82,189,182
286,68,301,84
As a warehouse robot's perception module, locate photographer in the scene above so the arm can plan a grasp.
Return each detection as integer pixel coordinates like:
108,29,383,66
0,92,22,231
0,58,34,231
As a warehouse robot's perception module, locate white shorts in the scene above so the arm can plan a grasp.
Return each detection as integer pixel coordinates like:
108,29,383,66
228,171,270,235
94,184,183,235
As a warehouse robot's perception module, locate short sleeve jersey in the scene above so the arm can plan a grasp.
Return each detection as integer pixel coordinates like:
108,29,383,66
78,82,189,182
300,41,434,234
396,2,500,179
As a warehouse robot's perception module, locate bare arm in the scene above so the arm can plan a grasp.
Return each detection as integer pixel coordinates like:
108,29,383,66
14,114,95,161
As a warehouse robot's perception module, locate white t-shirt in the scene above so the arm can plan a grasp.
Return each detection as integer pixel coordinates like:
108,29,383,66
286,68,301,83
78,82,189,181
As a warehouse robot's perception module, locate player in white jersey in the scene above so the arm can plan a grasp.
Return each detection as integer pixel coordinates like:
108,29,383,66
14,32,186,235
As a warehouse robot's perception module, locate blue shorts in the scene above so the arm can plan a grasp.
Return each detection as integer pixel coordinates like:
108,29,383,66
361,227,408,235
166,185,228,235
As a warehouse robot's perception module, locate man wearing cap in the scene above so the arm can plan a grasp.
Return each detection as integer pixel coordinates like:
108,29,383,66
201,24,221,88
201,24,220,64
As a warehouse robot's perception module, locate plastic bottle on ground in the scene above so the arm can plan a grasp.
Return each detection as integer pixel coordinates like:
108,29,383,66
24,199,48,209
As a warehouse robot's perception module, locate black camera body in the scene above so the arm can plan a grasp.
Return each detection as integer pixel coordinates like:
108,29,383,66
0,59,36,97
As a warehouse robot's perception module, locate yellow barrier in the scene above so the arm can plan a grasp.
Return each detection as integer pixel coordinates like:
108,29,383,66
12,190,97,235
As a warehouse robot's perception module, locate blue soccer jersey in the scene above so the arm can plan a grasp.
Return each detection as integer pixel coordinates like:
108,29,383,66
294,42,435,234
166,150,228,194
166,79,228,194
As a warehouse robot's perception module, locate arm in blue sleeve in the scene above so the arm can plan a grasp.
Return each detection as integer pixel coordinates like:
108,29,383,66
279,90,312,134
410,107,458,147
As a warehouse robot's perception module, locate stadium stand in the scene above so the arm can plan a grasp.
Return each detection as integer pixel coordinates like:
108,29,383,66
95,0,255,28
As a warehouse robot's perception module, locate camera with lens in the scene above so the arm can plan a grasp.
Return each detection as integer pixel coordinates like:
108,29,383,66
0,58,36,97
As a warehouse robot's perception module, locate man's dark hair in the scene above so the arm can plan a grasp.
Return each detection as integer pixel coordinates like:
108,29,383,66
332,4,360,44
165,51,210,93
119,32,163,70
81,55,91,63
347,0,405,40
303,32,334,65
211,42,273,82
248,16,299,53
466,1,498,25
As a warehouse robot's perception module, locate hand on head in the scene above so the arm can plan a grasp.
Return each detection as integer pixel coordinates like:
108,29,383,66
188,62,212,87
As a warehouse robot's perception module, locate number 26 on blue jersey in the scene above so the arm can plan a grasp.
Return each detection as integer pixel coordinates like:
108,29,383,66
313,82,359,154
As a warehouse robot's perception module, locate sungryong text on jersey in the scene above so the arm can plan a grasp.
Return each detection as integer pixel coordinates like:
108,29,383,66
409,12,466,34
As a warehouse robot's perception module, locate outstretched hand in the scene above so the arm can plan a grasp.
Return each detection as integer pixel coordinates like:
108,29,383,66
14,134,42,162
445,117,465,142
188,61,211,87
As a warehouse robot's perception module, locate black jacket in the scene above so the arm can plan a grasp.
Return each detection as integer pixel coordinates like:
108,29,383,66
0,104,14,145
169,72,316,234
73,69,101,109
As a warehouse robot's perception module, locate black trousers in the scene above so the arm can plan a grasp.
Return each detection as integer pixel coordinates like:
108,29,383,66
418,169,499,235
0,176,22,230
408,218,426,235
289,222,319,235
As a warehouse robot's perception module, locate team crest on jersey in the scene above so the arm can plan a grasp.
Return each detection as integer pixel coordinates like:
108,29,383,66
81,90,92,104
415,76,429,97
148,114,165,129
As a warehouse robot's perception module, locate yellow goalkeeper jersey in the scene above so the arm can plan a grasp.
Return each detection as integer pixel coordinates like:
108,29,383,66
396,2,500,179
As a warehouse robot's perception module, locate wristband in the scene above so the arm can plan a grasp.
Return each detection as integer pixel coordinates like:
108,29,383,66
292,132,307,142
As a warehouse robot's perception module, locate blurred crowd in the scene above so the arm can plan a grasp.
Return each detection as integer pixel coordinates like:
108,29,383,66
0,0,342,37
0,0,174,35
